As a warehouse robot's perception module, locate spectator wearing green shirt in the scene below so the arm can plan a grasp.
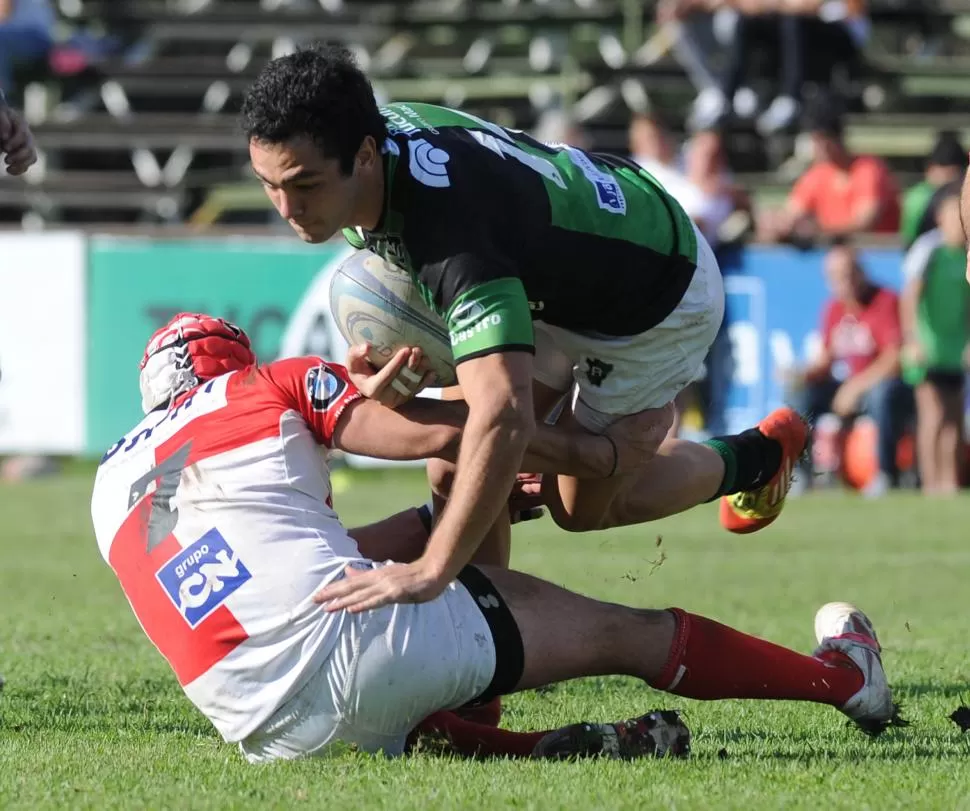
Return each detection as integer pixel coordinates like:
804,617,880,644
900,132,966,251
901,182,970,494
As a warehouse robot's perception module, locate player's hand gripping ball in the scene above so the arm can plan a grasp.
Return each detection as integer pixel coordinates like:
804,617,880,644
329,249,458,401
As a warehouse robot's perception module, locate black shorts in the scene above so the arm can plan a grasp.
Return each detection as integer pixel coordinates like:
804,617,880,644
923,369,965,393
457,565,525,703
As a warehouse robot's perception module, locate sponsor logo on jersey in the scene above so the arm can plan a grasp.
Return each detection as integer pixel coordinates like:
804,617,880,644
305,365,347,412
408,139,452,188
565,147,627,215
584,357,614,387
381,104,440,136
156,528,251,628
450,300,486,330
451,313,503,346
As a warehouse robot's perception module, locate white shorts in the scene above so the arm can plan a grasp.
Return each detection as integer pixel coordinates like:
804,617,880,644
238,564,497,763
532,224,725,432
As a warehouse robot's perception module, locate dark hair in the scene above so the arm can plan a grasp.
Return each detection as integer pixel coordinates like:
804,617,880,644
801,93,845,139
803,107,844,139
927,131,967,170
241,45,386,175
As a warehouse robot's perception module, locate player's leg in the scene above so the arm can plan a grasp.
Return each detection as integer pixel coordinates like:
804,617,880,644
934,372,965,493
408,707,688,760
252,562,894,761
539,227,805,533
914,378,942,493
938,377,964,493
349,506,432,563
862,378,911,493
474,565,897,734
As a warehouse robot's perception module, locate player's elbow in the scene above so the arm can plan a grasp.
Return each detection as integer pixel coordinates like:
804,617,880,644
495,400,537,448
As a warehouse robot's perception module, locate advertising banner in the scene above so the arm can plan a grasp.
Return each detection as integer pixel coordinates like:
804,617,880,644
0,232,86,453
86,236,354,455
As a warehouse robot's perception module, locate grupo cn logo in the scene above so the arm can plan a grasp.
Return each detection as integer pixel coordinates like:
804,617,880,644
155,528,251,628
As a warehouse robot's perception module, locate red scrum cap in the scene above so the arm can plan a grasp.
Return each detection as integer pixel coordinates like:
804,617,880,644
138,312,256,413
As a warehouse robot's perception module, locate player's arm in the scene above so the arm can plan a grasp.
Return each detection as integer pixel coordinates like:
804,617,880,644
420,348,535,585
844,160,888,235
267,354,616,476
314,273,542,613
900,234,933,357
764,171,816,241
960,165,970,284
795,304,834,384
334,394,617,478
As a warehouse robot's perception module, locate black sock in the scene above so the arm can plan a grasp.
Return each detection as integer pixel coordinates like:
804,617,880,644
702,428,783,499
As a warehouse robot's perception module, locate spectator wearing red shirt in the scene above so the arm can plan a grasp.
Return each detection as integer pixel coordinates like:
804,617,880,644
788,243,911,495
760,107,900,244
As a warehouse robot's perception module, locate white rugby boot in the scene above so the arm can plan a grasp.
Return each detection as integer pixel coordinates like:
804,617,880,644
813,601,901,735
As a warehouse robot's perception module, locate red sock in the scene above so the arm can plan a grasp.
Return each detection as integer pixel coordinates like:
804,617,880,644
407,711,547,758
451,697,502,727
652,609,864,707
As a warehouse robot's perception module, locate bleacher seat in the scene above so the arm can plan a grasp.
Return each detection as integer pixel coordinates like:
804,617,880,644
0,0,968,226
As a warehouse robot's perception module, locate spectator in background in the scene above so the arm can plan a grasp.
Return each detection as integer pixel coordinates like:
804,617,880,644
629,115,746,437
787,243,909,497
629,114,746,250
900,183,970,495
682,129,751,249
628,112,682,190
0,0,55,99
759,106,899,244
900,131,967,250
688,0,869,135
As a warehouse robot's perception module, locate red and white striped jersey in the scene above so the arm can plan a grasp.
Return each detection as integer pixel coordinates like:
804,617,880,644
91,356,365,742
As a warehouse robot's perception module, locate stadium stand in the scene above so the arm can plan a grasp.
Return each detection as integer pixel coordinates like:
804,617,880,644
1,0,969,227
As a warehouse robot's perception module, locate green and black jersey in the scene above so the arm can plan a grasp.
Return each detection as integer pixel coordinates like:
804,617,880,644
342,102,699,364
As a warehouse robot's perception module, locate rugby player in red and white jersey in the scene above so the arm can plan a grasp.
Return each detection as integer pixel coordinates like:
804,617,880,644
92,313,900,763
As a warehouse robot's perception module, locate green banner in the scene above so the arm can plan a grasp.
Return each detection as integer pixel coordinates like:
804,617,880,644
86,237,349,456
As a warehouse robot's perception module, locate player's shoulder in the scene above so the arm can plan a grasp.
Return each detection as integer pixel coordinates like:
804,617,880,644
259,355,350,382
384,103,504,189
257,356,355,403
852,154,892,178
903,228,943,276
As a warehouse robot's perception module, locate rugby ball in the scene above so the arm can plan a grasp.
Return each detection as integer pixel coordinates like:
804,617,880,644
329,249,458,387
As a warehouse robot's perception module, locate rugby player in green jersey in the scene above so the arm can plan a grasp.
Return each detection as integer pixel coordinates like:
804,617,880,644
241,46,808,612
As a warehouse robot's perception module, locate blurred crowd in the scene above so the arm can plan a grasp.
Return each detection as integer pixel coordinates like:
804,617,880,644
609,102,969,498
3,0,969,495
531,50,970,498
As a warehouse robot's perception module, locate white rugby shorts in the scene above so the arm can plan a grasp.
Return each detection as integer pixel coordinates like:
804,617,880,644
532,223,725,432
238,563,501,762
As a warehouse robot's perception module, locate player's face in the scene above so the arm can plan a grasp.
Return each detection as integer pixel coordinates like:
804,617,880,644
250,136,365,244
810,132,839,164
825,247,863,304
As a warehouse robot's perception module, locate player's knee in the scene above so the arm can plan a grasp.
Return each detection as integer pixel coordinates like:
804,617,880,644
548,503,610,533
427,457,456,498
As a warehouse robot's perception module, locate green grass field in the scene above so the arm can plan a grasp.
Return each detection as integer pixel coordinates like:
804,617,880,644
2,468,970,810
